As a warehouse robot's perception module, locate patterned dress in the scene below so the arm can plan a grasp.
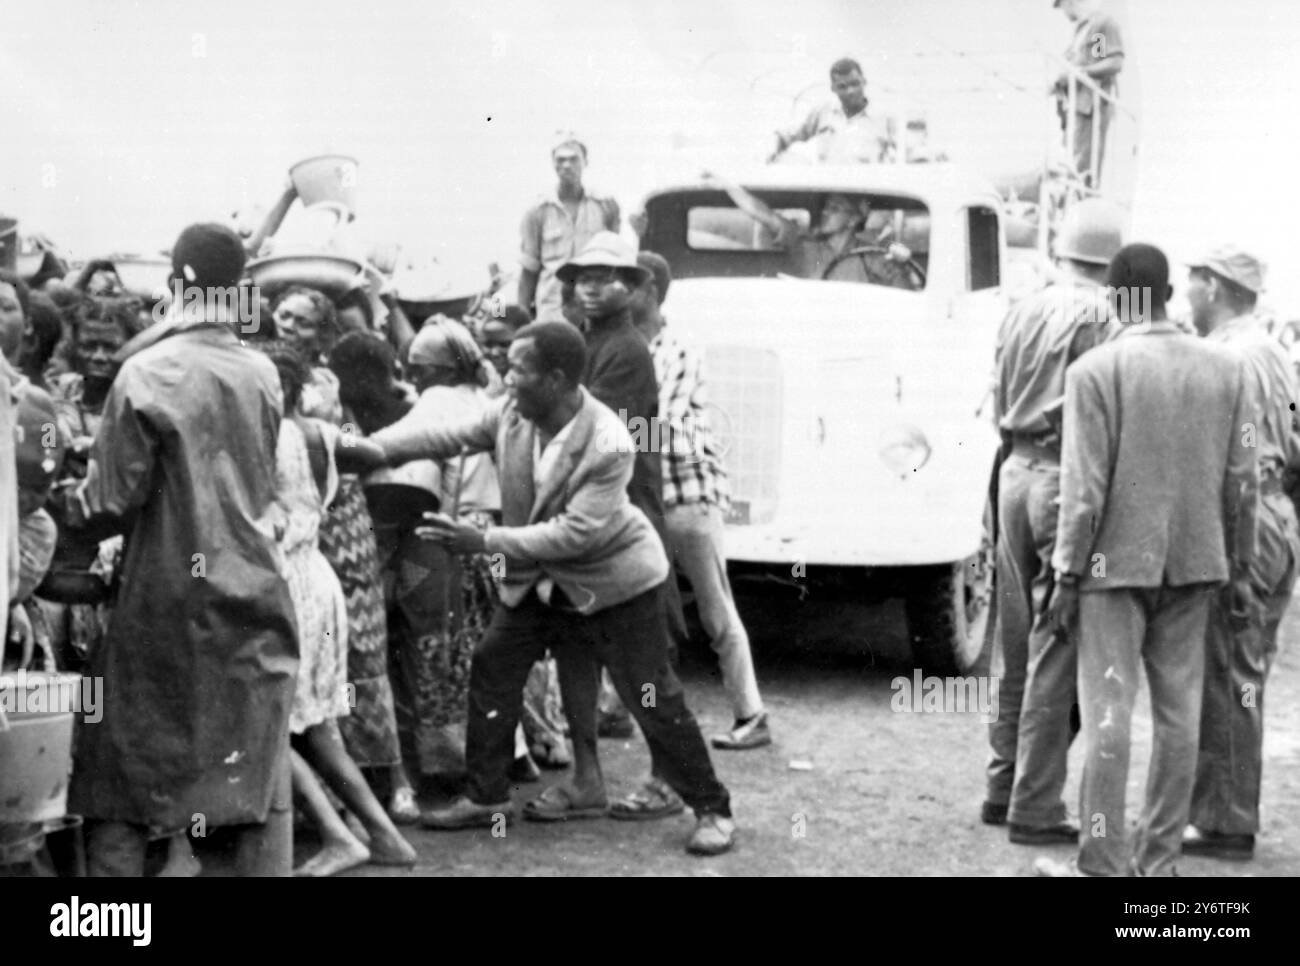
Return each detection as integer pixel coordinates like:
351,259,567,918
276,418,351,734
305,367,402,767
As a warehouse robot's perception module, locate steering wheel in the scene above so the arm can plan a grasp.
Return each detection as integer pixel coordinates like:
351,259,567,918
821,246,926,289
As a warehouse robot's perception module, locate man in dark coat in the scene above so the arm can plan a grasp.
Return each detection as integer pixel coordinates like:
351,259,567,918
68,224,299,876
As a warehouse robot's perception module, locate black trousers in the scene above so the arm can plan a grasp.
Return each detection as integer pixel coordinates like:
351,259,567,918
465,582,730,817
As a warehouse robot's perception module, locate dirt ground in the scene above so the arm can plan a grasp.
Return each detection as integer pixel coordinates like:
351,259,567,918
236,593,1300,878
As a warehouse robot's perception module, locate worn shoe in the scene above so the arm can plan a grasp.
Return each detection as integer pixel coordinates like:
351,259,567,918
1009,822,1080,845
981,801,1008,826
419,795,515,830
597,710,636,739
710,712,772,751
1181,826,1255,861
387,787,421,826
1033,855,1086,877
686,813,736,856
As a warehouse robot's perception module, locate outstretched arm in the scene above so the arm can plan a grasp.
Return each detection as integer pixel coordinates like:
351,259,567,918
701,170,789,238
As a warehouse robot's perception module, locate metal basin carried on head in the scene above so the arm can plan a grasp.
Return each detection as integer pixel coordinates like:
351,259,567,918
0,672,79,824
246,252,367,300
290,155,359,218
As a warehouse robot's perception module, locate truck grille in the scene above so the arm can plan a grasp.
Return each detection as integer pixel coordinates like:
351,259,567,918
702,345,783,525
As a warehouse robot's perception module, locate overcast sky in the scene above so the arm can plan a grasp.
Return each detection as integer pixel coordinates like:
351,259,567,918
3,0,1298,308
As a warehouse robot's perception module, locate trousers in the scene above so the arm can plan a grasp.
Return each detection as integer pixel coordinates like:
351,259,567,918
1077,584,1212,877
987,452,1062,808
465,583,731,816
665,501,763,720
1192,489,1299,835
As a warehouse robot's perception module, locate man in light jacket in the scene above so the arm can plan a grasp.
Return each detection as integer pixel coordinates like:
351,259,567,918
371,321,736,856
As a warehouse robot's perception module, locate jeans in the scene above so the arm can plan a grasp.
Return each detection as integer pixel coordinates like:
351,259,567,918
465,583,731,817
665,501,763,720
1077,585,1212,877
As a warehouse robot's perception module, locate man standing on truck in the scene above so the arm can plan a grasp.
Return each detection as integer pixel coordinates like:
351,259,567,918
984,199,1123,844
770,57,895,164
1052,0,1125,187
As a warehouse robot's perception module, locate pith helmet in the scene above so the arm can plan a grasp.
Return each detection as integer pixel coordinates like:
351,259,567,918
1055,199,1126,266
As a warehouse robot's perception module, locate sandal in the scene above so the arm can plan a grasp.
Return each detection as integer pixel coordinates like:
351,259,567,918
610,778,686,822
388,787,421,826
522,785,609,822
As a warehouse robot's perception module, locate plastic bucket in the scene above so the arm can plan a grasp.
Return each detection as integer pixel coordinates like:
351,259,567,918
0,672,80,823
289,155,359,218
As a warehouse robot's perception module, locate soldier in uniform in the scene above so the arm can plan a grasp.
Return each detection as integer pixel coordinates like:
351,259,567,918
984,199,1123,842
1183,246,1300,861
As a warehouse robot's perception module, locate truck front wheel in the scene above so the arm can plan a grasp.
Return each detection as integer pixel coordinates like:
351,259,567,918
903,542,994,676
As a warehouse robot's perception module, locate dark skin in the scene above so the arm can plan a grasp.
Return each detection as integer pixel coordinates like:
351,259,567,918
415,337,580,552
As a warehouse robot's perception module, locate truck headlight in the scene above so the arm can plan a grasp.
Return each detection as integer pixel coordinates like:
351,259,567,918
878,424,931,477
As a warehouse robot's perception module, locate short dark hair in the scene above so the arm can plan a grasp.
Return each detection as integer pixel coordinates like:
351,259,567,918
830,57,863,78
512,321,587,386
636,251,671,304
0,270,32,319
1107,244,1170,320
171,223,246,290
69,296,141,343
329,329,397,395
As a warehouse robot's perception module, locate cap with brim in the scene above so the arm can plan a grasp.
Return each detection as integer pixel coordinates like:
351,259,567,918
556,231,649,284
1187,244,1266,294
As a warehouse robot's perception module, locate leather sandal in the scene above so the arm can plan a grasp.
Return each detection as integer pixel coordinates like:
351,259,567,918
610,778,686,822
522,785,609,822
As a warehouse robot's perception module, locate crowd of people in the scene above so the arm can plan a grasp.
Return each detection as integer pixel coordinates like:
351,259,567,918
0,121,776,874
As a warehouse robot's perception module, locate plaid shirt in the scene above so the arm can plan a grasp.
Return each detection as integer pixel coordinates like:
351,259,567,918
650,326,731,509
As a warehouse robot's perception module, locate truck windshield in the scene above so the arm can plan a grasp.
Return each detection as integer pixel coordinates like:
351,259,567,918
667,191,929,290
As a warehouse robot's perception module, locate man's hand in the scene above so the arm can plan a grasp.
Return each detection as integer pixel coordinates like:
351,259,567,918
1225,576,1261,631
1044,581,1079,638
7,603,35,671
886,242,912,263
415,512,486,554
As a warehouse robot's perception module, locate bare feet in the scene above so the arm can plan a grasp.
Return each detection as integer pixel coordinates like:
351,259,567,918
293,838,370,877
366,827,418,867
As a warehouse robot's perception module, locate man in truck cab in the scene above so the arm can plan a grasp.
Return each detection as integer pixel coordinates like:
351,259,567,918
701,172,921,289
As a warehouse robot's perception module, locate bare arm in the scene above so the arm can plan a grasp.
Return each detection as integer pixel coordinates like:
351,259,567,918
517,268,540,319
701,170,788,238
244,182,298,257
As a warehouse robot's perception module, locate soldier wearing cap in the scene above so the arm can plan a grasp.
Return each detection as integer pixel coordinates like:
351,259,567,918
517,133,621,324
1052,0,1125,187
984,198,1123,844
1182,245,1299,861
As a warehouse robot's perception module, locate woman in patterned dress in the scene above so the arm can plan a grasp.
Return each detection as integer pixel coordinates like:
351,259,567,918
263,344,416,877
272,288,416,824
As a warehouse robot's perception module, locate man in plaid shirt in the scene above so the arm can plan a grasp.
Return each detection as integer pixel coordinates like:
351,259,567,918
631,251,771,750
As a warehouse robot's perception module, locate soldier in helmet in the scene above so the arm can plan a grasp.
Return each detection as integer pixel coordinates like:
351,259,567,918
983,199,1125,844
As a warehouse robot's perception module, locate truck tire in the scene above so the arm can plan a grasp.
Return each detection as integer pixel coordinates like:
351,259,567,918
904,544,994,676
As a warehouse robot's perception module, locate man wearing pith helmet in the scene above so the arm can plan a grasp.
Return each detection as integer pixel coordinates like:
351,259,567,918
1184,244,1300,862
984,198,1124,846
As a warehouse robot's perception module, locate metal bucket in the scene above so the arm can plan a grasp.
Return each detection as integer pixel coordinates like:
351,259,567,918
289,155,359,218
0,672,79,824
